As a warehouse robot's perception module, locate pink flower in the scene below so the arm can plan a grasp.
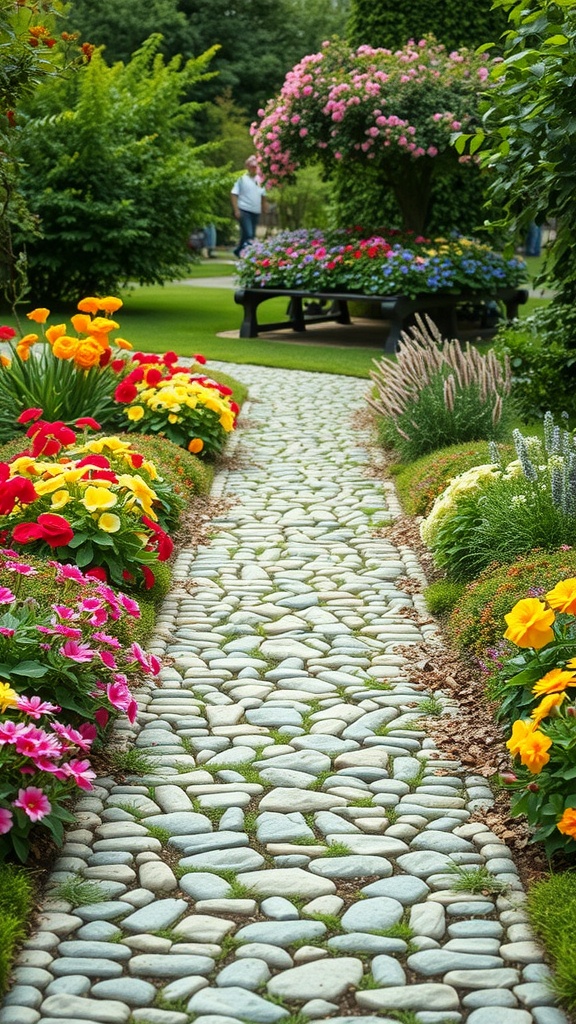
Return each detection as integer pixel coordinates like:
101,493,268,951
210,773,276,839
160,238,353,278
80,598,103,613
0,627,14,637
15,725,62,760
99,651,117,670
52,605,76,620
52,624,83,639
0,587,15,604
4,561,37,576
17,695,60,719
0,721,28,745
119,594,141,618
13,786,51,822
49,562,88,585
51,721,93,751
62,758,96,790
92,631,121,649
60,640,95,662
0,807,13,834
94,707,109,728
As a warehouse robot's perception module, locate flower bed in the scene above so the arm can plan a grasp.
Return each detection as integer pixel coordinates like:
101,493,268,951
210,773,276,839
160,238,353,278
236,227,527,299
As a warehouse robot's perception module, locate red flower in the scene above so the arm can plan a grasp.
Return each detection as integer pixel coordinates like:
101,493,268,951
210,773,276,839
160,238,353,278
17,407,44,424
230,401,240,415
75,417,101,431
12,522,43,544
85,567,108,582
193,353,207,365
163,351,179,365
5,111,15,128
36,513,74,548
76,455,110,469
0,326,16,340
89,470,119,483
0,473,38,515
142,565,156,589
111,359,125,374
141,516,173,561
129,453,144,469
144,368,163,386
114,380,138,403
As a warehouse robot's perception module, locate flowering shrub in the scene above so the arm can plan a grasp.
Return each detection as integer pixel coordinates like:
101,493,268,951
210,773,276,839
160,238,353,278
420,414,576,580
0,415,173,588
493,583,576,856
369,316,513,462
252,36,499,232
394,441,516,517
0,550,161,861
113,352,239,458
236,227,526,300
0,296,130,441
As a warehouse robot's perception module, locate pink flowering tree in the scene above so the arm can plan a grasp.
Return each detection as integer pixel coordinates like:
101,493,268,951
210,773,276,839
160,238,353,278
252,36,495,235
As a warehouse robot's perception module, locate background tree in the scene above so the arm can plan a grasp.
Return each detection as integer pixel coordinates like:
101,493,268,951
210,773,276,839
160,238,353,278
14,36,232,302
348,0,507,53
64,0,350,118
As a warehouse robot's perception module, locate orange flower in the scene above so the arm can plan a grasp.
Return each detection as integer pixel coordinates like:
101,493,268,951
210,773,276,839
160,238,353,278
45,323,67,344
0,355,10,367
531,692,566,726
115,337,133,350
26,307,49,323
532,668,576,697
546,578,576,615
89,317,119,334
503,597,555,649
52,336,78,360
71,313,93,334
77,297,100,314
99,296,123,314
506,718,535,757
74,340,103,369
557,808,576,839
188,438,204,454
88,332,112,351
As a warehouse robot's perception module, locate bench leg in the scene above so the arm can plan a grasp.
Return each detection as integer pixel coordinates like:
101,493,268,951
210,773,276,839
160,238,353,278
238,295,260,338
289,295,306,331
334,299,351,325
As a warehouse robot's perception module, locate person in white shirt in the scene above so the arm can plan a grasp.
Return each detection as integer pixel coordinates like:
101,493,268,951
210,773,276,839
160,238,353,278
230,156,267,258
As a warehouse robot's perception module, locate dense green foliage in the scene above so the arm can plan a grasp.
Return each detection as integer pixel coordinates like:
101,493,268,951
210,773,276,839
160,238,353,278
64,0,350,118
394,441,515,516
459,0,576,312
0,866,34,995
348,0,507,52
528,874,576,1011
15,38,231,302
447,549,576,657
493,310,576,420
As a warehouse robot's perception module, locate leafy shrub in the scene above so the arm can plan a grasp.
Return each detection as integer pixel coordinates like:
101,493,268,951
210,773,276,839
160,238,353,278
528,873,576,1011
394,441,515,517
421,415,576,580
447,549,576,657
0,866,33,994
493,310,576,421
369,316,513,462
423,580,466,616
492,582,576,857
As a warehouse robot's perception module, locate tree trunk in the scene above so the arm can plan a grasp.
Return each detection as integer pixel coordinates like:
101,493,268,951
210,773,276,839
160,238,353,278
391,161,435,235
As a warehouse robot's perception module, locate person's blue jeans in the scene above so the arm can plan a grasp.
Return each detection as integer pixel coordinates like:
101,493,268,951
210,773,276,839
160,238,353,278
525,222,542,257
234,210,259,257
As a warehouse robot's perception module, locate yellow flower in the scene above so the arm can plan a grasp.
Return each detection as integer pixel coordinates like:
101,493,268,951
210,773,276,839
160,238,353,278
81,486,118,512
117,473,158,517
532,668,576,696
86,436,131,453
557,808,576,839
127,406,144,421
99,296,123,314
0,355,10,367
34,474,68,496
45,323,67,344
503,597,555,649
10,456,36,476
219,409,235,432
77,296,101,314
26,307,50,324
98,512,121,533
168,413,179,424
506,719,552,774
546,578,576,615
0,681,18,713
51,489,71,510
142,460,158,480
115,337,133,350
531,692,566,726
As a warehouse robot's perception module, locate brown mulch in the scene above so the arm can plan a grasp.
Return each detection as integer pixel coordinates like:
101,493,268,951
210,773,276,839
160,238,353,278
374,511,551,888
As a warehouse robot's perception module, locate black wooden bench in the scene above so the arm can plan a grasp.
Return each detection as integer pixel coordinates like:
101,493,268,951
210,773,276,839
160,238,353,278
234,286,529,353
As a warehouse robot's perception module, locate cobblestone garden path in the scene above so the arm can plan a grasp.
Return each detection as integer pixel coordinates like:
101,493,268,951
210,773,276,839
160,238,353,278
1,363,569,1024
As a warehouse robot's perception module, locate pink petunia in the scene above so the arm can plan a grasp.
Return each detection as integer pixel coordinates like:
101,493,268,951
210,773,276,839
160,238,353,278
0,721,28,745
92,631,121,649
17,695,60,719
80,598,104,613
52,604,77,620
52,624,83,639
0,627,15,637
49,562,88,585
0,807,13,834
51,721,93,751
15,725,62,760
13,786,51,822
0,587,16,604
60,640,95,662
4,561,38,576
99,651,117,670
118,594,140,618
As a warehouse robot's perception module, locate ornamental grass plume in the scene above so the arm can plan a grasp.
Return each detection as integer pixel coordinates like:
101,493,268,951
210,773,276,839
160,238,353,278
368,315,512,461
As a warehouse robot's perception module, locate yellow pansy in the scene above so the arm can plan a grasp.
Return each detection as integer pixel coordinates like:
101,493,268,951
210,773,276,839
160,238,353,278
117,474,158,517
51,489,71,510
127,406,144,421
98,512,121,533
34,474,68,495
10,456,36,476
81,486,118,512
0,681,19,713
